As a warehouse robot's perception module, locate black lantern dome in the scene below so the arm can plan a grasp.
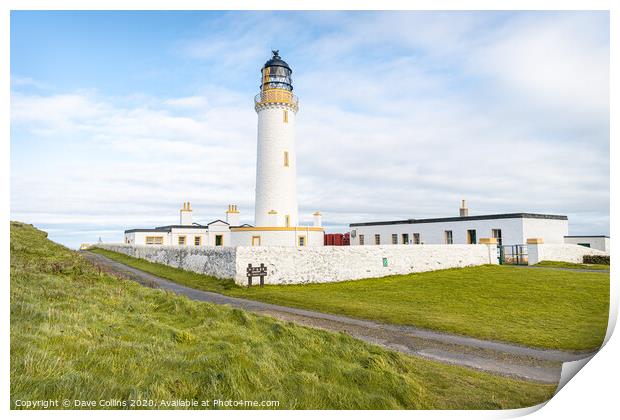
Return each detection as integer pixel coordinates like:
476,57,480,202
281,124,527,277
261,50,293,92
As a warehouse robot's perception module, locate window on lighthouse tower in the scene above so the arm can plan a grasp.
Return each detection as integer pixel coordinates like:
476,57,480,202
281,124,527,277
284,151,289,167
283,109,288,123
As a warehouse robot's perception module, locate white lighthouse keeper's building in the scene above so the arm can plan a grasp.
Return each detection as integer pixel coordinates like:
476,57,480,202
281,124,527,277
229,50,324,247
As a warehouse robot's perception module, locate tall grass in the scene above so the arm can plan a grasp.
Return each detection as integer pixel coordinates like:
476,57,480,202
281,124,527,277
11,222,555,409
92,247,610,350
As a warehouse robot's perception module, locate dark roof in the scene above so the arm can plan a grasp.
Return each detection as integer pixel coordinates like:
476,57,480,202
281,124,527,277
124,228,167,233
155,224,209,230
207,219,229,226
125,223,208,234
565,235,609,238
349,213,568,227
263,50,291,71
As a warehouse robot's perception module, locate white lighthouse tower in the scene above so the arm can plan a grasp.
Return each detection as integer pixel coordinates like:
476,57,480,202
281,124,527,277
227,50,323,246
254,50,299,227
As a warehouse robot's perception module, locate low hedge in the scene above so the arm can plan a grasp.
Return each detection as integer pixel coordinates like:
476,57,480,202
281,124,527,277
583,255,610,265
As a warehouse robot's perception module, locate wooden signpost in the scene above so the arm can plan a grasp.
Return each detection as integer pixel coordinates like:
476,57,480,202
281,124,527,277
246,263,267,287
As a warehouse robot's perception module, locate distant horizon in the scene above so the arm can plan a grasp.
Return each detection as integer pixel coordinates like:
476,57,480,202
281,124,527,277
10,10,610,248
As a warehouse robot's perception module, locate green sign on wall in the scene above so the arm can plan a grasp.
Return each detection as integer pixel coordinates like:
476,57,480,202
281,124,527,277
382,258,388,267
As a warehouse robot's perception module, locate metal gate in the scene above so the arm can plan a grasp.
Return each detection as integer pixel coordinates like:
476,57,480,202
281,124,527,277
499,245,528,265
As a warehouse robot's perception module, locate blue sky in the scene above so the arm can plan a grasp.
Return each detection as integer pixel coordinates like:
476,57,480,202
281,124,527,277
11,11,610,248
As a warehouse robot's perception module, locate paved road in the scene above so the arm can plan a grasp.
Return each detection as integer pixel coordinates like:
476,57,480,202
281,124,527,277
82,251,598,384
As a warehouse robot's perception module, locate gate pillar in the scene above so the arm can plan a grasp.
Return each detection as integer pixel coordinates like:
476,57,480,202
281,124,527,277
526,238,544,265
479,238,499,264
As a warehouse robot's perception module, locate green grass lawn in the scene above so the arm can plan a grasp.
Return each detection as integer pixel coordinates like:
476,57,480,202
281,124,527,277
11,222,556,409
535,260,610,271
91,247,610,351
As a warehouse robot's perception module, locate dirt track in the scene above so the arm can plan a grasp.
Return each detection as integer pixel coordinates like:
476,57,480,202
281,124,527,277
82,251,597,384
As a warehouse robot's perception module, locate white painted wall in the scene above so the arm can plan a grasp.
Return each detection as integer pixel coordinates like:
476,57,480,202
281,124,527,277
522,218,568,245
125,231,171,246
351,218,523,246
254,103,299,227
229,228,324,247
527,243,608,265
169,228,207,247
125,228,212,247
226,209,240,226
96,243,497,286
350,217,568,247
204,222,231,246
180,209,193,225
124,232,136,245
123,224,325,248
564,236,610,253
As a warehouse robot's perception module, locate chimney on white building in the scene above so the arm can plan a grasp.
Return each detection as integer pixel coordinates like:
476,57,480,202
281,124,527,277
459,199,469,217
313,211,322,227
268,209,278,226
226,204,240,226
180,202,193,225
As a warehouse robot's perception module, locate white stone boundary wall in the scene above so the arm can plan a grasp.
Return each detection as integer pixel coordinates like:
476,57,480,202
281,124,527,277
527,243,608,265
95,244,237,279
95,243,497,286
235,244,497,285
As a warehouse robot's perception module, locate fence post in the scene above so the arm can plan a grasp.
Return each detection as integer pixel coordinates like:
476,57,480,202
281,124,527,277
526,238,544,265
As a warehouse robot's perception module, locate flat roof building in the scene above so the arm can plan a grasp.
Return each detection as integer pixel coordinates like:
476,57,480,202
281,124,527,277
563,235,610,253
349,201,568,247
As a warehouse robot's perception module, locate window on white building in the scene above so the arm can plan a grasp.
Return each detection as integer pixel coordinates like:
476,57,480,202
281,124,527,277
215,235,223,246
413,233,420,244
284,151,289,167
194,236,202,246
359,235,365,245
298,236,306,246
444,230,453,244
402,233,409,244
467,229,477,244
391,234,398,244
178,236,186,245
492,229,502,246
146,236,163,245
374,234,381,245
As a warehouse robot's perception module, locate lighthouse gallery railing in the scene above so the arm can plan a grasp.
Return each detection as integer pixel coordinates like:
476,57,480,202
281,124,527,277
254,89,299,111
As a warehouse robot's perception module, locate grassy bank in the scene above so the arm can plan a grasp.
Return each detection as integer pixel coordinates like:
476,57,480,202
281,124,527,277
92,247,609,351
535,260,610,271
11,222,556,409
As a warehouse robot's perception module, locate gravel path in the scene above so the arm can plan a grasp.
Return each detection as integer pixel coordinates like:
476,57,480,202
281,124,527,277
82,251,597,384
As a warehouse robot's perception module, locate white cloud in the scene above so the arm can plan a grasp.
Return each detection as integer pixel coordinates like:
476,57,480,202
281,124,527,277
467,13,609,120
10,11,609,248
